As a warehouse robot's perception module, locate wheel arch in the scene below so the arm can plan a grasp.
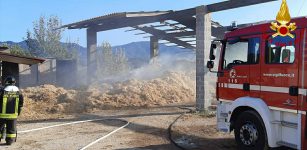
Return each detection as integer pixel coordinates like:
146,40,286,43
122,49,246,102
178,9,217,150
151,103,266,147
228,97,278,148
230,106,258,131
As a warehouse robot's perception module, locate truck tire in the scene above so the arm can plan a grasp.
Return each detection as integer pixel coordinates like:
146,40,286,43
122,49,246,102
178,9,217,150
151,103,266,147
234,110,269,150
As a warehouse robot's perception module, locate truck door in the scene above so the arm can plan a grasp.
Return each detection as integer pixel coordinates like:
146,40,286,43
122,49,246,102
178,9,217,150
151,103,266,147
260,31,300,110
218,36,261,100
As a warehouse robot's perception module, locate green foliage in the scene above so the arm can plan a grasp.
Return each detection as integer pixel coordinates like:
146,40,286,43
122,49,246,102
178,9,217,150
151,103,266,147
0,43,9,51
65,38,79,60
97,42,129,77
26,15,76,59
0,43,31,57
97,42,113,76
113,48,129,73
9,45,32,57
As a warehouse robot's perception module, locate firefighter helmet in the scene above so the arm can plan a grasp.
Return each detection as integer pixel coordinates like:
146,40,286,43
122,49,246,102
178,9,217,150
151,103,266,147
4,76,16,86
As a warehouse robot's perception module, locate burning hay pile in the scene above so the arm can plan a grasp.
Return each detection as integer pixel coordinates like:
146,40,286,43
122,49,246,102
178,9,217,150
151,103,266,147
19,71,210,120
19,55,217,120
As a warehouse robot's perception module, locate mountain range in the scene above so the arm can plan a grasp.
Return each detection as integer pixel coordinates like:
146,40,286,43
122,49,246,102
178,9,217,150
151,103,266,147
0,41,195,67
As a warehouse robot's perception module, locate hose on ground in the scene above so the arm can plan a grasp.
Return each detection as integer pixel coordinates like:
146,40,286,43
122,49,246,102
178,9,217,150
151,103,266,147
168,107,194,150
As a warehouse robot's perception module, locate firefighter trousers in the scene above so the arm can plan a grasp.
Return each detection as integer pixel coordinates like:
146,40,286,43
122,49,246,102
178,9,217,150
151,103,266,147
0,119,17,143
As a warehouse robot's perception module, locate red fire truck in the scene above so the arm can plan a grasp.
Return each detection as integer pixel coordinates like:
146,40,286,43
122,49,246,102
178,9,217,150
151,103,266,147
207,16,307,149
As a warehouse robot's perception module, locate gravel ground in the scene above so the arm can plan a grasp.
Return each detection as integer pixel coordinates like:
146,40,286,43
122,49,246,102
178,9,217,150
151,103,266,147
0,106,236,150
171,114,236,150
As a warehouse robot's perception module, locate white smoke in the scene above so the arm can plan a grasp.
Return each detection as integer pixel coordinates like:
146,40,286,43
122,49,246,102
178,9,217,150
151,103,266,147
97,51,196,83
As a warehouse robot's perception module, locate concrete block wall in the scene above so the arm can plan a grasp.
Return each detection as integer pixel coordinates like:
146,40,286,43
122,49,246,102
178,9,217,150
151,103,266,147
19,59,80,88
19,59,56,88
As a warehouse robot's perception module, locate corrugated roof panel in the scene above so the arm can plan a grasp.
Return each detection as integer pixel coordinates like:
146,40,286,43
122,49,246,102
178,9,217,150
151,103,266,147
0,52,45,65
61,11,172,29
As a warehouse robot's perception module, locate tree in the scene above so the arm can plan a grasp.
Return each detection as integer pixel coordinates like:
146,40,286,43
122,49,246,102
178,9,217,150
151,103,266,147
113,48,129,74
0,43,31,57
97,42,113,76
65,38,79,60
26,15,75,59
9,45,32,57
25,30,41,57
96,42,129,77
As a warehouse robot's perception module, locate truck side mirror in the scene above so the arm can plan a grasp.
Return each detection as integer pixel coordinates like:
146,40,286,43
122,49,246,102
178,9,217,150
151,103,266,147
206,60,214,69
210,43,217,60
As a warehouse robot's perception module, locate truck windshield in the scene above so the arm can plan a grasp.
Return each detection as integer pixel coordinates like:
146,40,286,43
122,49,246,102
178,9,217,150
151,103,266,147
223,40,248,69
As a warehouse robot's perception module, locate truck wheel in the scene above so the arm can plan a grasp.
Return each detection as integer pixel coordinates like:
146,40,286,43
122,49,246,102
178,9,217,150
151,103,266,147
234,110,269,150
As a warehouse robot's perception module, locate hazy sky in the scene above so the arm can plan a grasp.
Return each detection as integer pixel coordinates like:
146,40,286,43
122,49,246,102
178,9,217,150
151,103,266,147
0,0,306,46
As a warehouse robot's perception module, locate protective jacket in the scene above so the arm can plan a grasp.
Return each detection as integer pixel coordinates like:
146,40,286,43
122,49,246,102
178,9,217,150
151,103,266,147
0,86,23,119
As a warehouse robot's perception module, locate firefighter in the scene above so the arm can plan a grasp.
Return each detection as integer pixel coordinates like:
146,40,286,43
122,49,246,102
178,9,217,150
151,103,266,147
0,76,23,145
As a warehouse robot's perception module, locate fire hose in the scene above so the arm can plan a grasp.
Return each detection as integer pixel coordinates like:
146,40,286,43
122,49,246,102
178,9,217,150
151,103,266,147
168,107,194,150
18,118,129,150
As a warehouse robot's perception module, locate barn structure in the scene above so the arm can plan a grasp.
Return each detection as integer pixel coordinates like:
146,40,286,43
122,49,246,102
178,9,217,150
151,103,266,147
61,0,277,111
0,47,45,87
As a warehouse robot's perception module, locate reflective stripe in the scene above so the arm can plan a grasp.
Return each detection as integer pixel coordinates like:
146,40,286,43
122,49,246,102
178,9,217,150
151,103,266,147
299,89,307,96
218,83,307,96
250,85,261,91
261,86,289,93
2,96,7,114
6,134,16,138
0,114,17,119
228,83,242,89
224,83,228,88
15,97,19,114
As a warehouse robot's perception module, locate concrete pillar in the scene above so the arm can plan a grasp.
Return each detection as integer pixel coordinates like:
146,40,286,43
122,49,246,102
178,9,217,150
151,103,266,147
196,6,211,111
87,28,97,84
34,64,39,85
150,36,159,60
2,62,19,87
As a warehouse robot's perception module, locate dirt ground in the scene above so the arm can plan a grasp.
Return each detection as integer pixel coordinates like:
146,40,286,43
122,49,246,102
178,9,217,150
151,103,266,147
8,67,230,150
171,113,236,150
0,106,237,150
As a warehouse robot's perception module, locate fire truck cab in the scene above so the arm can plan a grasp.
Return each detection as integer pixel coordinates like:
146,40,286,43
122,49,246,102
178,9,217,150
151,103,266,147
207,16,307,149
